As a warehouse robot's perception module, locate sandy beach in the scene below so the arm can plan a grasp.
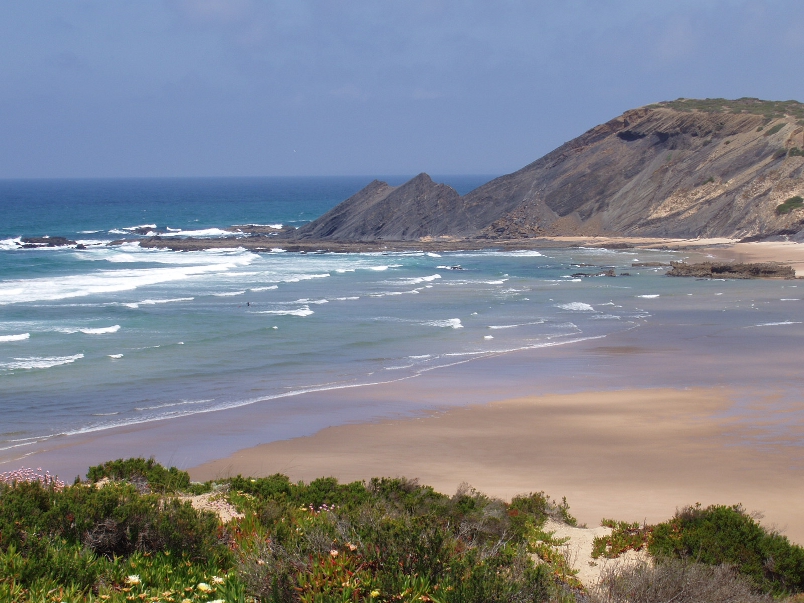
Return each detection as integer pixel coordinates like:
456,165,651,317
190,386,804,543
189,239,804,542
6,239,804,543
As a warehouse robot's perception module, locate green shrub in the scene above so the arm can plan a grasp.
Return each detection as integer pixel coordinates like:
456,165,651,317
86,457,190,493
789,147,804,157
777,196,804,215
765,123,786,136
592,519,651,559
649,504,804,595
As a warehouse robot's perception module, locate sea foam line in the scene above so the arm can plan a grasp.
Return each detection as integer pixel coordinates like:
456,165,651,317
0,333,30,342
55,325,120,335
1,354,84,371
256,306,314,317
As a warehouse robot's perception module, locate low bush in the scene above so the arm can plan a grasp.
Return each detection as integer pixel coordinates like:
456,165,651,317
1,461,584,602
87,456,191,493
777,196,804,215
649,504,804,595
592,520,651,559
765,122,786,136
590,558,772,603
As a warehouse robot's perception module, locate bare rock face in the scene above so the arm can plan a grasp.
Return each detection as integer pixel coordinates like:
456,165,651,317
296,98,804,241
468,99,804,240
294,174,472,241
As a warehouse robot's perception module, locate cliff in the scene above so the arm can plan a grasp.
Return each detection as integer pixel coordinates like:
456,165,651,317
295,98,804,241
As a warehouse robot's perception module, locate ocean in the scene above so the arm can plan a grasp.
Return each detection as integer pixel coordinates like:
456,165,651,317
2,177,804,467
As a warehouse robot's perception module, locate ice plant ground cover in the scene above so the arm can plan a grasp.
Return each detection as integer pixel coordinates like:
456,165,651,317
0,460,802,603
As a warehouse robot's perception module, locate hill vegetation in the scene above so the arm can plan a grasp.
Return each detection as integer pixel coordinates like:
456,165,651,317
648,97,804,122
1,459,803,602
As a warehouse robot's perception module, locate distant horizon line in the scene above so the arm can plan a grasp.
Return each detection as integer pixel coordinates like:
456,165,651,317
0,173,503,182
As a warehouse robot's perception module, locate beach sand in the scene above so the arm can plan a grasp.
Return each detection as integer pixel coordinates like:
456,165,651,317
5,239,804,543
190,240,804,542
190,386,804,543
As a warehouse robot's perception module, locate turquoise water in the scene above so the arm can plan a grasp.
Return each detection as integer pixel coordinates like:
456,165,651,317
2,177,804,463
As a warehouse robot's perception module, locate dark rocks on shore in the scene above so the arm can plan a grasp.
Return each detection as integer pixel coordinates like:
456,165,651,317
666,261,796,279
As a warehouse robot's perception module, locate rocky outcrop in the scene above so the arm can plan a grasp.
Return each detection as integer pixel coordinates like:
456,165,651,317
294,98,804,241
19,236,77,248
666,261,796,279
294,174,476,241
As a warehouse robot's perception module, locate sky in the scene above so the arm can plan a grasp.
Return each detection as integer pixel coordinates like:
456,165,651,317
2,0,804,178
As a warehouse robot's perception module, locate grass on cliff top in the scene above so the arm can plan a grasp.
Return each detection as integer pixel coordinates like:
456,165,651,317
648,97,804,120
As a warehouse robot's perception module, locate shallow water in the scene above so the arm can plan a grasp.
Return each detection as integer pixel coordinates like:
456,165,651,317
2,177,804,465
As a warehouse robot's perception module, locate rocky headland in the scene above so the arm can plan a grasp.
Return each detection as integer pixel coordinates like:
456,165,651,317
127,98,804,258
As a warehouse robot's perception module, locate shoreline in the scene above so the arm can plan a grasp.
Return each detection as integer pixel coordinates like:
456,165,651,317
189,386,804,543
130,234,804,276
4,239,804,543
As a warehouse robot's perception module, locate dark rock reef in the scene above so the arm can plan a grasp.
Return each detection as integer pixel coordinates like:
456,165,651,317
666,261,796,279
19,236,77,248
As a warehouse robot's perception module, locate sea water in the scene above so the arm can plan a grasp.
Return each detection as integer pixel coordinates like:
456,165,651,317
2,177,804,462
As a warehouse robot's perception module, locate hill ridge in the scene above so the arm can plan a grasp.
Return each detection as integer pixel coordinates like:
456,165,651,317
295,98,804,242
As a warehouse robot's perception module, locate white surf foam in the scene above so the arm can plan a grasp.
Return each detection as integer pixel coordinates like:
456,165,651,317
108,354,124,359
251,286,278,292
123,224,156,231
212,291,246,297
488,320,546,330
281,273,330,283
556,302,595,312
426,252,442,257
398,274,441,285
1,354,83,370
424,318,463,329
80,325,120,334
124,297,194,309
637,294,660,299
55,325,120,335
747,321,803,328
0,333,30,342
159,228,231,237
257,306,314,317
0,259,254,305
0,237,22,250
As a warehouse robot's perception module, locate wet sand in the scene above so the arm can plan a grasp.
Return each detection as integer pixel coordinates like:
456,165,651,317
190,386,804,543
5,239,804,542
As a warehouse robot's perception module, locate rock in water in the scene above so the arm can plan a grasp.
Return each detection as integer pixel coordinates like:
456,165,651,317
666,261,796,279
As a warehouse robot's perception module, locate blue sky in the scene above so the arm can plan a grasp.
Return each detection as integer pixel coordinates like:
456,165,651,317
2,0,803,178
